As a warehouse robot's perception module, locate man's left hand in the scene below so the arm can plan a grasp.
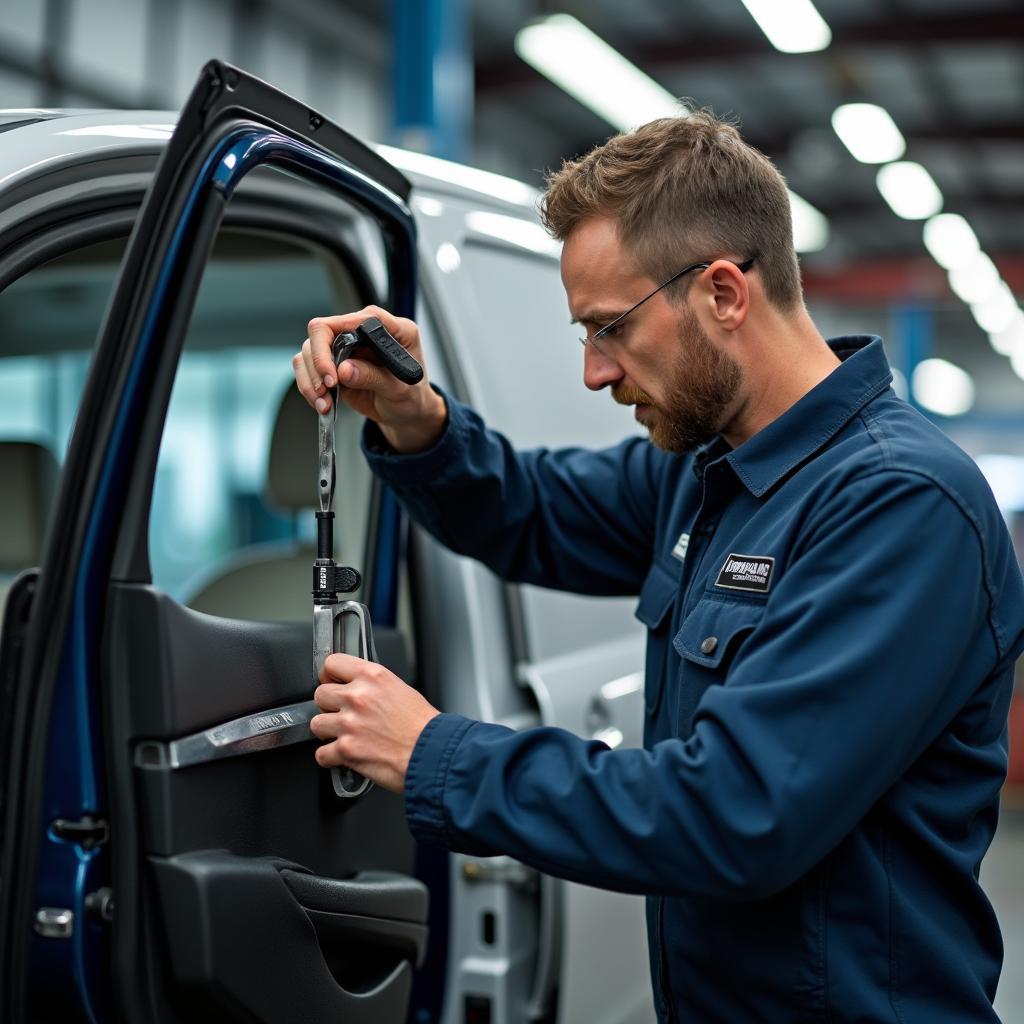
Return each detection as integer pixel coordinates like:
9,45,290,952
311,653,440,793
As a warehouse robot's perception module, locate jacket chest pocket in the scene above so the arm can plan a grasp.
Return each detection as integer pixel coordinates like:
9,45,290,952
672,597,765,737
635,561,681,714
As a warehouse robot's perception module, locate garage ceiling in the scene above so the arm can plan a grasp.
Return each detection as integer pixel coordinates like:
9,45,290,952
3,0,1023,421
468,2,1024,269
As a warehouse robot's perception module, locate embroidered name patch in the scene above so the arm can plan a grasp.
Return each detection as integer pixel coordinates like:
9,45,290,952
715,553,775,593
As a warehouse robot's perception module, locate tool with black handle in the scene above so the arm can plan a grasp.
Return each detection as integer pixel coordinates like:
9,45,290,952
312,317,423,799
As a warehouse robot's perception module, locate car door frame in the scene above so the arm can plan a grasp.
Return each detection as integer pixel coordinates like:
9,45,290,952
0,60,420,1022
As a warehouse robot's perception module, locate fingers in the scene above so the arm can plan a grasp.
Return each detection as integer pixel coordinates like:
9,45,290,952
309,306,421,356
314,740,349,769
309,722,355,769
293,340,332,412
306,319,339,393
297,306,426,416
313,683,345,712
308,654,437,793
310,680,365,769
335,358,413,401
318,651,374,686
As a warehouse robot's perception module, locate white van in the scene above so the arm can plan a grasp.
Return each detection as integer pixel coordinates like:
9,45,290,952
0,61,651,1024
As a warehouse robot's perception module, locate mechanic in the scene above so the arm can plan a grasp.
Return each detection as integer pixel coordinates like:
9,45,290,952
293,111,1024,1022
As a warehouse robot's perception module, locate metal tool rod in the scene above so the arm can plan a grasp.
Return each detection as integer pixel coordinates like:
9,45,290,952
312,334,372,800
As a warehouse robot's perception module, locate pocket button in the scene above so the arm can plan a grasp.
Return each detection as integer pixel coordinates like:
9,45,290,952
700,636,718,655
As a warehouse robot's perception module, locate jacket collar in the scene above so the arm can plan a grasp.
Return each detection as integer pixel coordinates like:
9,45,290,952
693,335,893,497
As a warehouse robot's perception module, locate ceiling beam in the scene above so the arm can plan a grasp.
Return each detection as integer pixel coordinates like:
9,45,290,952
797,195,1024,223
476,10,1024,93
742,119,1024,161
802,254,1024,301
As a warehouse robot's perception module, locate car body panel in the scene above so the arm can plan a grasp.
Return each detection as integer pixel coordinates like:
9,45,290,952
0,63,654,1024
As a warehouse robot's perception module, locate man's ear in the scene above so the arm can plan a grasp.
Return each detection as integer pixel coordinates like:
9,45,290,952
700,259,750,331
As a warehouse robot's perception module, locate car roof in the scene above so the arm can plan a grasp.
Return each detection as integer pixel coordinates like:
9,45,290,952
0,109,540,215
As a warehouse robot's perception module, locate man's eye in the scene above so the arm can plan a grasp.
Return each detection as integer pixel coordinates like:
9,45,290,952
602,322,625,338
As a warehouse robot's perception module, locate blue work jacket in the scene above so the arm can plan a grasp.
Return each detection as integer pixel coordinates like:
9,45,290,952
365,336,1024,1022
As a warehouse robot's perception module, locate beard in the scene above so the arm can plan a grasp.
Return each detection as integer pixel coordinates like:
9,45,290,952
612,305,741,454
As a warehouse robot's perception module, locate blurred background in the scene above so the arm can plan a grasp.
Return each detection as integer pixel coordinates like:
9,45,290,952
1,0,1022,1017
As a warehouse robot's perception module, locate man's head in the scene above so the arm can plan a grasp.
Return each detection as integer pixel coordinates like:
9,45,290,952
542,110,806,452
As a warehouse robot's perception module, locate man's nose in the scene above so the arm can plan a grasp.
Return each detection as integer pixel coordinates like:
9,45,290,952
582,341,624,391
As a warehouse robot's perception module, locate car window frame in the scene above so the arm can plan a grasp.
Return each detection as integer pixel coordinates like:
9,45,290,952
0,62,418,1020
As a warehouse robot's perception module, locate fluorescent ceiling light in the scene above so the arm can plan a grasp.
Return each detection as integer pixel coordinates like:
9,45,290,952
788,189,829,252
379,144,538,207
876,162,943,220
1011,347,1024,383
974,454,1024,513
988,310,1024,358
911,358,974,417
970,282,1019,335
890,367,909,402
923,213,980,270
831,104,905,164
515,15,829,252
515,14,681,132
466,210,561,256
739,0,831,53
948,252,1000,305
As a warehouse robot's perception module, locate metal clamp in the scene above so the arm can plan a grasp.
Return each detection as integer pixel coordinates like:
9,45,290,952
314,600,378,799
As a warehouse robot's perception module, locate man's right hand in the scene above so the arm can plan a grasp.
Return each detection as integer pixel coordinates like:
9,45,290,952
293,305,448,455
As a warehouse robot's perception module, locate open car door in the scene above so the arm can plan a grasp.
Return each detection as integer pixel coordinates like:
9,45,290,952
0,61,433,1024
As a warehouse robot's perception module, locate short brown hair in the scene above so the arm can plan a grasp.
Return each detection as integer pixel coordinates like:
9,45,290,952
540,109,803,311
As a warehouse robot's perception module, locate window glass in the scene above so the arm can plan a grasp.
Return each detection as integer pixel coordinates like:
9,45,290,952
0,222,376,628
0,239,122,615
152,229,373,623
0,239,123,451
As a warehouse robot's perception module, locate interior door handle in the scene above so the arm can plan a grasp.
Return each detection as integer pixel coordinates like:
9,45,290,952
279,868,428,921
151,851,429,1023
280,869,429,967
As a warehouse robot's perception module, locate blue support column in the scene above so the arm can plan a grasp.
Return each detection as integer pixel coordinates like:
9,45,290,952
392,0,473,161
892,303,933,412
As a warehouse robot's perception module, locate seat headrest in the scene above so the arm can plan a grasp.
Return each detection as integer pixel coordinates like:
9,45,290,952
266,385,317,509
265,385,365,510
0,440,58,570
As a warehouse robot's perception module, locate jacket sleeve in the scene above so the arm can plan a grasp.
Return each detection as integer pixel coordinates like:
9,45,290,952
362,390,665,595
403,469,1024,900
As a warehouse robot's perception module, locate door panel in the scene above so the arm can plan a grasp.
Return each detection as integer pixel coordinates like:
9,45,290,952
0,60,427,1023
102,585,422,1024
106,585,413,870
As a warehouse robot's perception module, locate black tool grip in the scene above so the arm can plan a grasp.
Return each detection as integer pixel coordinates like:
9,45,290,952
333,317,424,385
312,564,362,599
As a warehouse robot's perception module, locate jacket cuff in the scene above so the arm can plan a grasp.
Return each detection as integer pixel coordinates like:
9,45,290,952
404,712,478,847
361,386,471,485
